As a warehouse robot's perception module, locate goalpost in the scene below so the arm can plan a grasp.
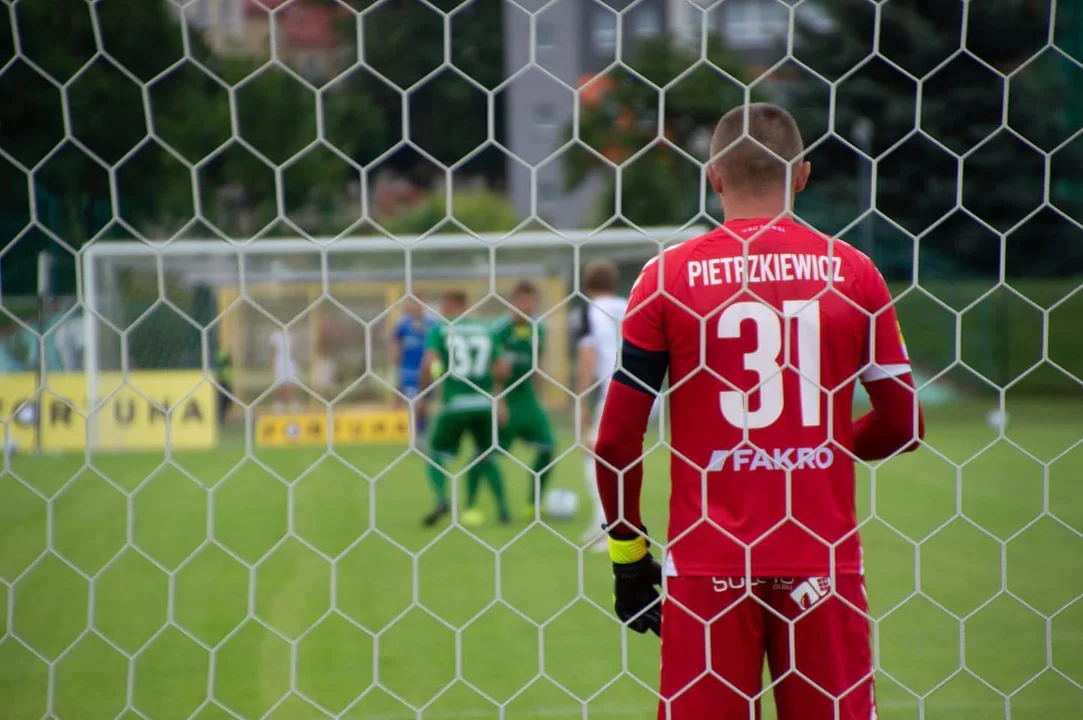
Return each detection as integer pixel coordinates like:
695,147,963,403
79,226,700,450
2,0,1082,718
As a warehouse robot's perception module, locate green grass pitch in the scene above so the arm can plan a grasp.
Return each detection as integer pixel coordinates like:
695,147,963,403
1,398,1082,719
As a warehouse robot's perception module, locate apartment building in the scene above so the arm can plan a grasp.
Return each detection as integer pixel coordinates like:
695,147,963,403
504,0,809,228
182,0,348,81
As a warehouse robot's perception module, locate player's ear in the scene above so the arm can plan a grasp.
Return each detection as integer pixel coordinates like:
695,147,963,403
794,160,811,194
707,163,723,195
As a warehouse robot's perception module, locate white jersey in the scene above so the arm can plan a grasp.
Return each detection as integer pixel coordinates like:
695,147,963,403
572,294,628,391
270,329,297,380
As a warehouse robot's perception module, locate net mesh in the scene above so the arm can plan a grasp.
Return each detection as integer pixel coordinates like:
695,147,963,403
1,0,1082,718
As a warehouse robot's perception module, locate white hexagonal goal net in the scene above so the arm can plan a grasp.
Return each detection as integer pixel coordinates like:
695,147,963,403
1,0,1082,718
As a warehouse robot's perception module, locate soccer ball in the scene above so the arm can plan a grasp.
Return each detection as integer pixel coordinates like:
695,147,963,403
543,489,579,520
15,402,36,426
985,408,1009,430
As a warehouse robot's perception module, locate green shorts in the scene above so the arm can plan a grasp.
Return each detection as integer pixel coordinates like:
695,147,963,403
498,394,554,451
428,409,496,460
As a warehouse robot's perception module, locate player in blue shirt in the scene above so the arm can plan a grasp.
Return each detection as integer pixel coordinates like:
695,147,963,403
391,296,433,431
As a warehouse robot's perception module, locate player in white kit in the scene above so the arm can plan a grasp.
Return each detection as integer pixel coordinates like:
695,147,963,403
270,327,299,412
573,261,629,551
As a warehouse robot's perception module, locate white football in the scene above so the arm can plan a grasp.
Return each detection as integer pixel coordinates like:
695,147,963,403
15,402,36,426
543,489,579,520
985,408,1009,430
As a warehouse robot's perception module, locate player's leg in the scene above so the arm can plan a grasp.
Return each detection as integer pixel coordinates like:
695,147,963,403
460,412,491,527
314,355,336,401
496,407,530,519
415,396,428,434
765,576,876,720
581,397,607,550
274,358,301,412
459,411,492,526
275,383,295,412
273,365,290,413
462,436,486,526
218,381,232,425
659,576,765,720
465,409,510,525
521,398,555,509
421,411,464,527
399,370,427,434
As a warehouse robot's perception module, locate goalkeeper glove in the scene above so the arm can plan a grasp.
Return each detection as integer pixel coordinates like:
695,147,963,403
607,527,662,636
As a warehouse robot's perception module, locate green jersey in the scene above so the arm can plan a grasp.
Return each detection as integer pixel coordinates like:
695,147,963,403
492,315,543,400
425,318,503,412
214,348,233,385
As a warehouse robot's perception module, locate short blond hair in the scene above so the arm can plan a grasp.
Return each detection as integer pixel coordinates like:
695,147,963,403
710,103,805,191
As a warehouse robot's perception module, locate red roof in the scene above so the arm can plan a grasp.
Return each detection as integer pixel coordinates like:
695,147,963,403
244,0,347,50
284,3,348,48
244,0,291,13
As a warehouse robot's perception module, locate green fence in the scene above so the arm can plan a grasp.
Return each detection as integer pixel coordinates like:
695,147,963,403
892,279,1083,395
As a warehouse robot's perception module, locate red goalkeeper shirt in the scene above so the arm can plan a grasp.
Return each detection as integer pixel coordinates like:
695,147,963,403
610,218,912,577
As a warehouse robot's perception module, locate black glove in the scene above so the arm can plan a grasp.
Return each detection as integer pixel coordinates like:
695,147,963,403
608,527,663,636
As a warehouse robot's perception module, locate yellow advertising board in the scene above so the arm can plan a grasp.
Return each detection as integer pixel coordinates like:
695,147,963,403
0,371,217,451
256,410,410,447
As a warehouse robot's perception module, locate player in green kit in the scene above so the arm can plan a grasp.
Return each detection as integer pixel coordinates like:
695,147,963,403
419,289,511,528
493,280,556,518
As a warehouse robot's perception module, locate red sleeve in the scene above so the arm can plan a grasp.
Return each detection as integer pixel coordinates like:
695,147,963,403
593,255,668,537
594,381,654,535
622,255,666,352
859,257,912,383
853,373,925,460
853,255,924,459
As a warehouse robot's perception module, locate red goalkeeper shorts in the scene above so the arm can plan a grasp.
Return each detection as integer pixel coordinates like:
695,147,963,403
658,575,876,720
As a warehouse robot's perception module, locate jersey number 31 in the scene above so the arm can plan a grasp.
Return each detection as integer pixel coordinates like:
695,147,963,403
716,300,821,429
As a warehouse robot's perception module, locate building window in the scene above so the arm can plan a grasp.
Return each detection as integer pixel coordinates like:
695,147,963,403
537,23,556,53
633,7,661,38
191,0,210,29
539,181,558,203
592,10,617,53
684,4,702,40
723,0,789,48
212,0,241,36
796,1,834,33
534,103,558,141
301,54,322,80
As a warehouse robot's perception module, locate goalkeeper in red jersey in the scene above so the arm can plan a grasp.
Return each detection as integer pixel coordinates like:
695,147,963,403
594,103,925,720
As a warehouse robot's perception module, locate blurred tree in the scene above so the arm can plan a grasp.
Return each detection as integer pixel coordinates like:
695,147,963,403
0,0,203,297
787,0,1083,278
0,0,404,245
565,37,753,227
381,190,519,235
0,0,237,245
333,0,505,184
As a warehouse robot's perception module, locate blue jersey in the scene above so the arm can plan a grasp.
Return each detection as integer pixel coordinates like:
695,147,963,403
395,316,431,386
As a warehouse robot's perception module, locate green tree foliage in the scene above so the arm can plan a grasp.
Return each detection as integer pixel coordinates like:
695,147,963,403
787,0,1083,278
381,190,519,235
0,0,191,293
1,0,501,246
565,37,753,227
329,0,506,183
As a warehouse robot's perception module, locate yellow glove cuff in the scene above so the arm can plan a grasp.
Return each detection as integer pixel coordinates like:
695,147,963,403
608,535,648,564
